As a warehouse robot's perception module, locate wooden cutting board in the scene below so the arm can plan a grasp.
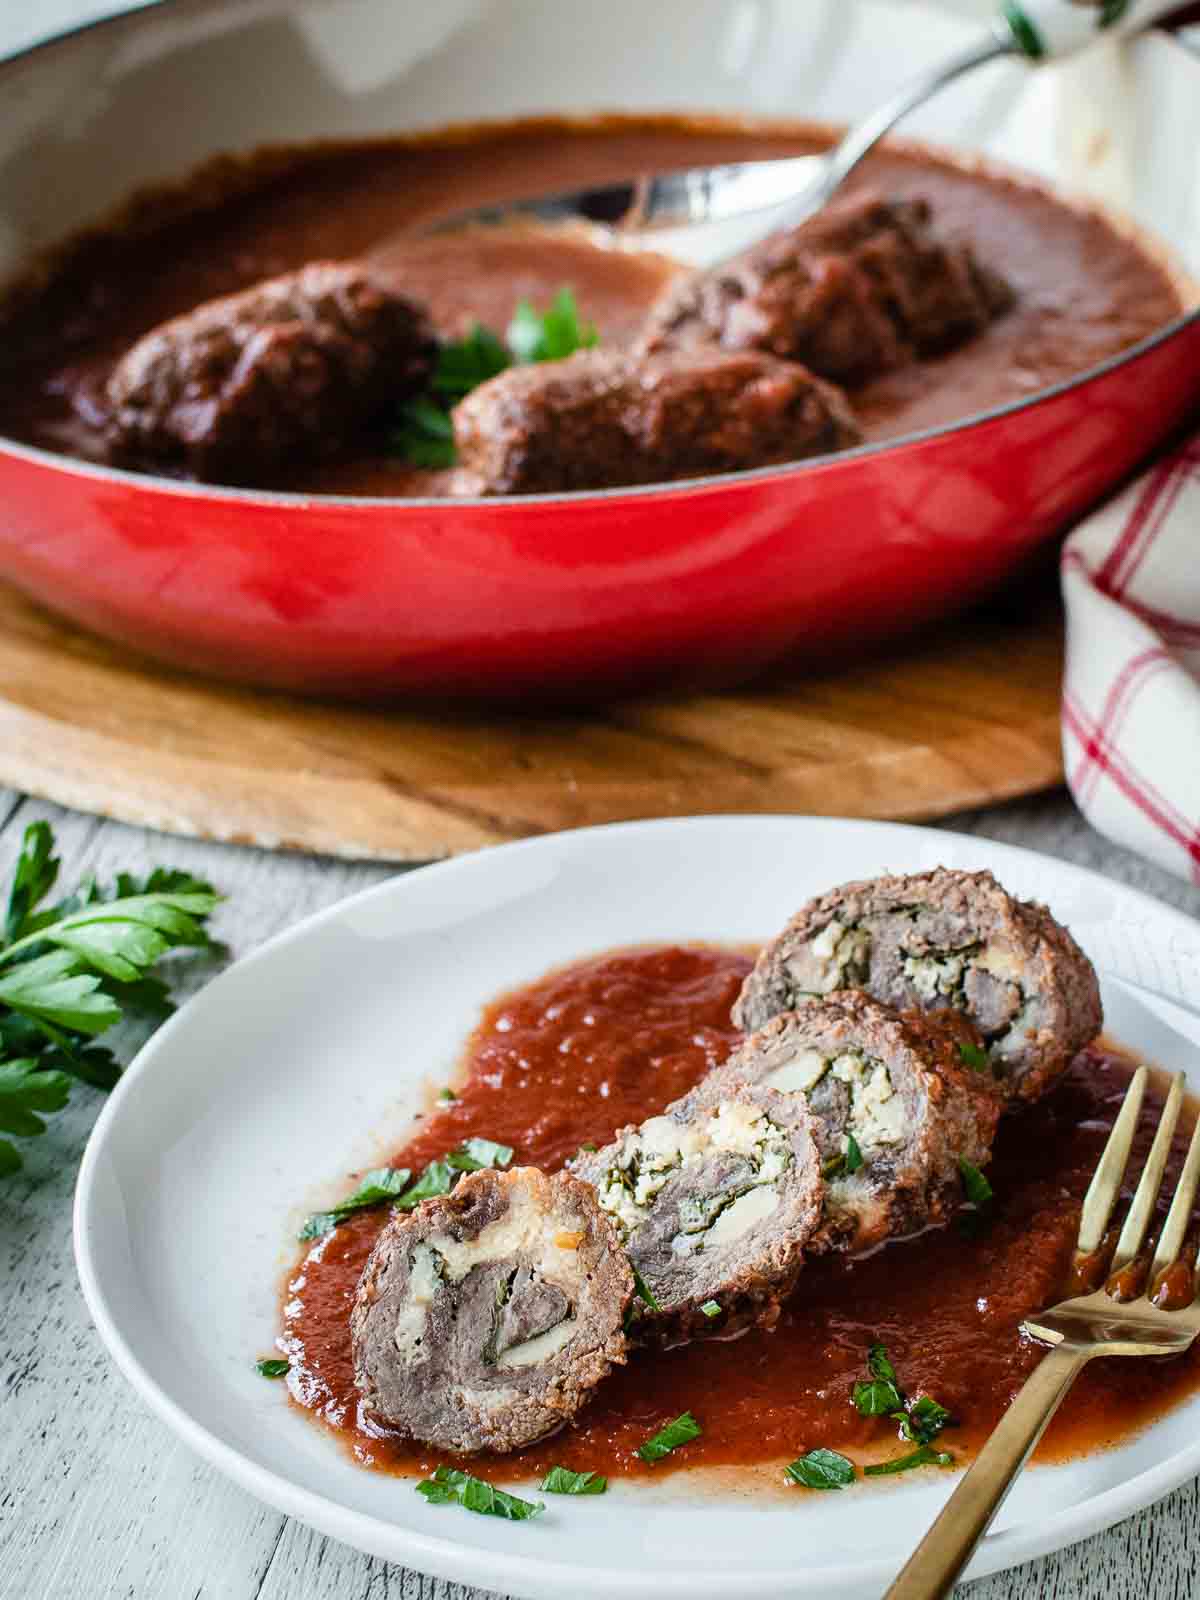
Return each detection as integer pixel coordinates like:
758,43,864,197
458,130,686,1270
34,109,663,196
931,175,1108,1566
0,578,1065,860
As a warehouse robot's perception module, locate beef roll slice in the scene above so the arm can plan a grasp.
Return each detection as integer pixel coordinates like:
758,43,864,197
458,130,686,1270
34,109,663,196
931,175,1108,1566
718,993,999,1252
734,868,1102,1103
351,1166,631,1453
106,262,435,481
452,345,860,494
572,1078,823,1347
639,191,1014,386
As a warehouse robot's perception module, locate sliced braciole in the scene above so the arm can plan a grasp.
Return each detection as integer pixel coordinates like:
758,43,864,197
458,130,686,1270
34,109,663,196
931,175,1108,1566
715,993,999,1253
571,1079,823,1348
351,1166,631,1453
733,868,1102,1103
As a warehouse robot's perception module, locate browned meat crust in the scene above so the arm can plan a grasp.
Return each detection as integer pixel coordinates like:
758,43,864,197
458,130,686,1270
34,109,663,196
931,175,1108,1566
105,262,435,481
571,1078,824,1349
452,345,860,494
713,993,999,1254
638,191,1014,386
351,1166,631,1454
734,867,1102,1103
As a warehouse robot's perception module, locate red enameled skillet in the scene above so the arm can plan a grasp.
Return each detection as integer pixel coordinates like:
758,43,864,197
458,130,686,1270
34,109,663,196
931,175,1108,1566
0,0,1197,702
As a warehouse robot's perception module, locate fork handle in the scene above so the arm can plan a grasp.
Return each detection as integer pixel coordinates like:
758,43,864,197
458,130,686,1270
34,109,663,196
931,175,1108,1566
883,1342,1091,1600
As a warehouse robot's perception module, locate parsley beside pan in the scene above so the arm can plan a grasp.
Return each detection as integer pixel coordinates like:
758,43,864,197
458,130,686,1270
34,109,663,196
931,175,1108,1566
0,821,219,1177
392,287,598,468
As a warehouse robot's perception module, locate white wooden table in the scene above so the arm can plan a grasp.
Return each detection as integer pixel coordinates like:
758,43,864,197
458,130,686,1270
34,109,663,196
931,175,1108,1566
3,7,1200,1597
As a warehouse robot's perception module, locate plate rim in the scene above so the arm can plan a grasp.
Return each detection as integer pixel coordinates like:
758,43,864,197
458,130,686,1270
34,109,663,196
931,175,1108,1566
73,814,1200,1597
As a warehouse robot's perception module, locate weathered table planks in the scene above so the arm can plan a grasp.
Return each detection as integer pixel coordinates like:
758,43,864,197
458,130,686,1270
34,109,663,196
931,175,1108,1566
2,786,1200,1600
0,578,1066,861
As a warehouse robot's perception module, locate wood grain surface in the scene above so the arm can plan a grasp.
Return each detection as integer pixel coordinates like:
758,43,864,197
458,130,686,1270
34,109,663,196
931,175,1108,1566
1,791,1199,1600
0,579,1065,861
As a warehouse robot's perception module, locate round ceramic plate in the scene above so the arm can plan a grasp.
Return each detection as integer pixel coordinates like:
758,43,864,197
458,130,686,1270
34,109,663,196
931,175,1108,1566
74,816,1200,1600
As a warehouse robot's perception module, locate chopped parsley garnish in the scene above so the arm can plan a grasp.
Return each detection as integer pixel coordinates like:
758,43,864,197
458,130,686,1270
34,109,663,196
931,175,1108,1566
299,1166,412,1239
541,1466,607,1495
438,1086,458,1103
852,1341,955,1473
507,288,598,365
301,1134,518,1237
959,1157,993,1210
392,397,456,468
637,1411,702,1464
393,1157,455,1211
864,1444,953,1477
255,1358,289,1379
632,1267,661,1312
823,1132,866,1180
900,1395,953,1446
958,1041,990,1071
784,1448,856,1490
700,1300,722,1319
0,821,219,1177
416,1466,544,1521
433,322,511,401
447,1136,514,1172
392,287,599,467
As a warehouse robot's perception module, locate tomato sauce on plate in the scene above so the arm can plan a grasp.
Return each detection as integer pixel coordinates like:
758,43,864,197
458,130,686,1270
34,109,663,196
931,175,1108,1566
281,944,1200,1485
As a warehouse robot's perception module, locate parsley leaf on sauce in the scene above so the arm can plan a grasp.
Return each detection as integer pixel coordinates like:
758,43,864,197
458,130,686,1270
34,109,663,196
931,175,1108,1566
393,1157,456,1211
700,1300,722,1319
637,1411,702,1464
864,1444,953,1477
958,1041,990,1071
959,1157,994,1210
541,1466,607,1495
632,1267,661,1312
416,1466,544,1521
255,1358,290,1379
299,1166,412,1239
507,288,598,364
433,322,511,400
447,1137,514,1172
784,1448,856,1490
899,1395,953,1446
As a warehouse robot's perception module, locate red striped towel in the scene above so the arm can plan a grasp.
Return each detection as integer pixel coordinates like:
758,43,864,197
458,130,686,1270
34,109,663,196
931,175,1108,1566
1062,436,1200,885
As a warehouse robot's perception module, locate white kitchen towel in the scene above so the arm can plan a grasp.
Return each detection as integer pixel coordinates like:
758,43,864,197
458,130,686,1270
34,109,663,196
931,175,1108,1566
1061,435,1200,886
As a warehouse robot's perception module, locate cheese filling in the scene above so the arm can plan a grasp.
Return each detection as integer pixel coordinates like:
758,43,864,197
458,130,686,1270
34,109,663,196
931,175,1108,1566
766,1049,908,1151
596,1102,791,1244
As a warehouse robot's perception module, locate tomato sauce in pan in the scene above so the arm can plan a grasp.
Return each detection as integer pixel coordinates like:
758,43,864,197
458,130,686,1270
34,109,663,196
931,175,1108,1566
280,944,1200,1487
0,115,1186,495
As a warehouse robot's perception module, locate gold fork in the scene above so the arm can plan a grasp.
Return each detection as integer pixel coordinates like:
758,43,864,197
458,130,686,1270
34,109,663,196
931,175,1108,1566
885,1065,1200,1600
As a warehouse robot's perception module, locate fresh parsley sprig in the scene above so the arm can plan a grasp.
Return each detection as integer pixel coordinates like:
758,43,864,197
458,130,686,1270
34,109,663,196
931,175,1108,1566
0,822,219,1176
392,287,599,468
416,1466,544,1521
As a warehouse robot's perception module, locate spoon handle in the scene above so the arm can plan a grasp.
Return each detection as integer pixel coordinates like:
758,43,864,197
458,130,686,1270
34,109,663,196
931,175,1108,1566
1002,0,1186,59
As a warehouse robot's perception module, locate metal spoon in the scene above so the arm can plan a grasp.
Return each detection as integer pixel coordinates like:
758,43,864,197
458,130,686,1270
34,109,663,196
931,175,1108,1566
420,0,1183,269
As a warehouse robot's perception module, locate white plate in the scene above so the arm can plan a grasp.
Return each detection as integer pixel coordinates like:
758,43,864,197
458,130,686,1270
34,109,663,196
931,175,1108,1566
74,817,1200,1600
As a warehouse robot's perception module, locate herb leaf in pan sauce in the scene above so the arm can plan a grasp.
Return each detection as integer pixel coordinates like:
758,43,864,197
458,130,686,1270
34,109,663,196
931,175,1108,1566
958,1040,990,1071
255,1358,290,1379
416,1466,545,1521
392,287,599,468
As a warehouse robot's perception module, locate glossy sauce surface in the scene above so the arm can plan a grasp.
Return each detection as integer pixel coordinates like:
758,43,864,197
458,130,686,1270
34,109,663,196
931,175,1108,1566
281,944,1200,1485
0,116,1184,493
